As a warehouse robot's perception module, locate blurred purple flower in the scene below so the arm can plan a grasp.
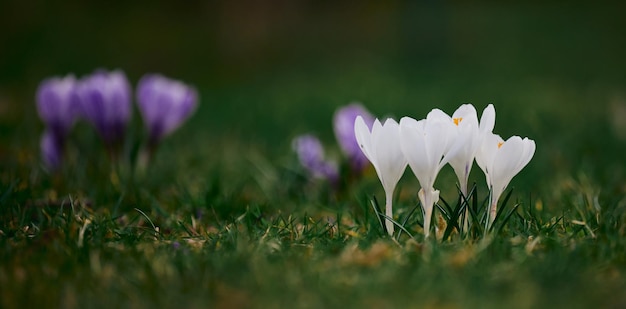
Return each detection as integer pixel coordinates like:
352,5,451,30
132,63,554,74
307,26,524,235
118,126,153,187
333,103,374,172
292,134,339,183
137,74,198,146
75,69,132,148
36,75,79,137
40,130,63,171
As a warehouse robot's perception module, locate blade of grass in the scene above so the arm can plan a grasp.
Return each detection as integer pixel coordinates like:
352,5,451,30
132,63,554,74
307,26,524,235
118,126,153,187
495,203,521,234
438,195,454,220
134,208,159,238
399,203,421,228
370,196,387,235
442,196,465,242
378,213,415,240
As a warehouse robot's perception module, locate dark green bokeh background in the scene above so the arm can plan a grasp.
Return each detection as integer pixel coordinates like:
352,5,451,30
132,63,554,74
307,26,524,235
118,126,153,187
1,1,626,196
2,3,626,308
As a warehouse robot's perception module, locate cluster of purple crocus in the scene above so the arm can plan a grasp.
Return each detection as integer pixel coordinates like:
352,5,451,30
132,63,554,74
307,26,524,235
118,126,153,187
292,103,374,185
36,69,198,171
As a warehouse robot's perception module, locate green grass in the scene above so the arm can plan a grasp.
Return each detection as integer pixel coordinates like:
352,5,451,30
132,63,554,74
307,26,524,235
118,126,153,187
1,170,625,308
3,2,626,308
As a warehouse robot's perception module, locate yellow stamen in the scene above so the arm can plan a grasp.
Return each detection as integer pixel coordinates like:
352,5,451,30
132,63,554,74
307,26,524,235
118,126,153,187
453,117,463,126
497,142,504,149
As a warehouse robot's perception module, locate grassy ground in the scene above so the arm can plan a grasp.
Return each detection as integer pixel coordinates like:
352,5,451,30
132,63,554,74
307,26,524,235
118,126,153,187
2,2,626,308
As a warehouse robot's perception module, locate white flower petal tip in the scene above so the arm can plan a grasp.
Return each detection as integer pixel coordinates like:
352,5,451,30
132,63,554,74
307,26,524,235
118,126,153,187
479,104,496,134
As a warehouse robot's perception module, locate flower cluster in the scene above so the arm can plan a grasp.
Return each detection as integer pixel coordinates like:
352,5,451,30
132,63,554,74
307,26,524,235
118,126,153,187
36,69,198,171
355,104,535,237
292,103,374,184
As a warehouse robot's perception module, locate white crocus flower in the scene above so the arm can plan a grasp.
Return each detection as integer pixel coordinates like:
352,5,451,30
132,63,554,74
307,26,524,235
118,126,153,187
476,133,536,226
446,104,481,196
355,116,408,235
399,109,457,237
447,104,495,230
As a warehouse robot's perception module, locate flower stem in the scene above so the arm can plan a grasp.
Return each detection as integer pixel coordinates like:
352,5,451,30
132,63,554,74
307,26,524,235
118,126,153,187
136,143,157,176
459,176,470,233
487,190,501,230
419,188,434,238
423,205,433,238
385,192,394,236
489,201,498,226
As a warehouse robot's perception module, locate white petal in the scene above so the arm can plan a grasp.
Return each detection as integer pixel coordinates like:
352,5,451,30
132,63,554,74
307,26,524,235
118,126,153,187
399,115,423,130
476,132,503,184
427,108,452,122
425,118,454,172
479,104,496,134
446,127,478,180
512,137,536,176
446,105,480,181
354,116,374,163
491,136,525,197
452,104,478,122
400,117,433,187
372,118,407,194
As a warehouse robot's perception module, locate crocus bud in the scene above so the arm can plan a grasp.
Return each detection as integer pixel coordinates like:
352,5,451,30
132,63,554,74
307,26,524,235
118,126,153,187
333,103,374,172
75,69,132,150
136,74,198,147
36,75,79,137
292,134,339,184
40,130,63,171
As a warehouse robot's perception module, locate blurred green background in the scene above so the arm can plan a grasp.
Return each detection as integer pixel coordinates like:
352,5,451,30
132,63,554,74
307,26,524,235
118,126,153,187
2,2,626,308
1,1,626,198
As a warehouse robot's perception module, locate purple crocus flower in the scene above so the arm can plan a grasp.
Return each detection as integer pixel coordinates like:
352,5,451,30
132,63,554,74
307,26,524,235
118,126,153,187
292,134,339,184
333,103,375,172
36,75,79,137
136,74,198,147
75,69,132,150
40,130,63,171
36,74,79,170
